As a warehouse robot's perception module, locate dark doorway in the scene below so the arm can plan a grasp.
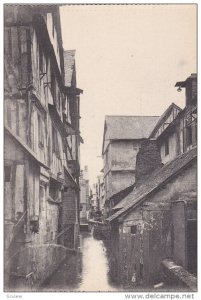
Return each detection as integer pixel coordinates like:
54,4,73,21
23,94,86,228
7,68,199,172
187,219,197,275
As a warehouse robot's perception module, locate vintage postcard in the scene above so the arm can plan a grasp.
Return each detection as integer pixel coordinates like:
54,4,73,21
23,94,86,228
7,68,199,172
3,2,197,298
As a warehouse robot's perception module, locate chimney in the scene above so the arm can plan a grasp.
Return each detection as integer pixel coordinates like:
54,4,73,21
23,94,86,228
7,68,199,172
135,139,161,184
175,73,197,107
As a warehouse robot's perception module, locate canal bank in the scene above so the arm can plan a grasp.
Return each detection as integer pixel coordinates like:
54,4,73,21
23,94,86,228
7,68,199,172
42,232,119,292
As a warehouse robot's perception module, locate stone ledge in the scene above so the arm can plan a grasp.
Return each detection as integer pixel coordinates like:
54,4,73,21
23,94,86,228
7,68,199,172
161,259,197,292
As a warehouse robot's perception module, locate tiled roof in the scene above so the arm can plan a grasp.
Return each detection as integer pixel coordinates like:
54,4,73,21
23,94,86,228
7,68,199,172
109,183,135,205
105,116,159,140
107,147,197,222
63,50,76,87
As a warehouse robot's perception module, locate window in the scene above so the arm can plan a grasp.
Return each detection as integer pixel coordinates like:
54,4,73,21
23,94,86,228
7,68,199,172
165,139,169,156
52,126,60,158
131,225,137,235
186,125,193,146
5,166,11,182
51,71,56,101
6,103,11,128
38,114,44,148
49,179,60,201
39,44,43,74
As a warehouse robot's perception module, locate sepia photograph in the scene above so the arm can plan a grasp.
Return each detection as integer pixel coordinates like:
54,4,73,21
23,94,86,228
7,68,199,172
3,2,197,295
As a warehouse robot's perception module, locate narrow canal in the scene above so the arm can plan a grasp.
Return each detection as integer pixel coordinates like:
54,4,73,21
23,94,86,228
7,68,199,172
42,231,119,292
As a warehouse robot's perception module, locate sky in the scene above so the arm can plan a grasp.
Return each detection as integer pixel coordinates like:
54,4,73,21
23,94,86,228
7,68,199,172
60,4,197,185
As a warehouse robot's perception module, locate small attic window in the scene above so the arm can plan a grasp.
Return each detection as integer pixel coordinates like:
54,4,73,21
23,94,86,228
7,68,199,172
131,225,137,235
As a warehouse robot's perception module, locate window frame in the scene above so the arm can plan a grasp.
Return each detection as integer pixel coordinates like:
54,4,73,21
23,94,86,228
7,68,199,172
38,114,44,148
52,125,60,158
186,124,193,147
130,225,138,235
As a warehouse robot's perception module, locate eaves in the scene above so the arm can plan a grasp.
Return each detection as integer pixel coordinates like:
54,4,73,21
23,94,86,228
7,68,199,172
5,125,49,170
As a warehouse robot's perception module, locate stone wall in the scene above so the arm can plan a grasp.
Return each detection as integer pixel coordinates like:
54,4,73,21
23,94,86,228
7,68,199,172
5,244,67,291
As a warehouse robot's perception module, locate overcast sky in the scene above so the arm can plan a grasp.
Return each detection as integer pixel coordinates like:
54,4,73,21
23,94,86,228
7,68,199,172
60,4,197,185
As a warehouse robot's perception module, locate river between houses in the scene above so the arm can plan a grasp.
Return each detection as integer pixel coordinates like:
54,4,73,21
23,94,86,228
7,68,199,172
41,230,187,293
42,231,119,292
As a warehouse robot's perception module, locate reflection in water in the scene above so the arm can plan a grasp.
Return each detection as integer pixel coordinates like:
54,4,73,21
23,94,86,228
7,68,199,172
43,232,118,292
78,233,118,291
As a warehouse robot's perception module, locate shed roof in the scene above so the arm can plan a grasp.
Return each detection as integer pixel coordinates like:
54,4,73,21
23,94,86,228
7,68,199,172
63,50,76,87
107,147,197,222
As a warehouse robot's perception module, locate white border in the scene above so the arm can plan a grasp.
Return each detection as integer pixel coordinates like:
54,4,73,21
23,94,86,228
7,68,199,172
0,1,199,300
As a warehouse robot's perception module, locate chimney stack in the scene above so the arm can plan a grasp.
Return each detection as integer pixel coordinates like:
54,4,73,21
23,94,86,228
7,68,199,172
175,73,197,107
135,139,161,185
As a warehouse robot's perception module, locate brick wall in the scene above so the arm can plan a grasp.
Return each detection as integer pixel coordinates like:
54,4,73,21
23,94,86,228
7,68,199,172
135,140,161,184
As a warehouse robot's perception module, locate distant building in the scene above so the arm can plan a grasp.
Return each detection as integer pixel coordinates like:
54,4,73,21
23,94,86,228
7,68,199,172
89,183,97,212
80,166,90,223
102,115,159,217
96,174,105,214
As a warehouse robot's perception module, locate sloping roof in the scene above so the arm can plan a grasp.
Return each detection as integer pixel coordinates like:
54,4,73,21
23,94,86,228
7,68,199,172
109,183,135,204
63,50,76,87
107,147,197,222
149,103,182,138
105,116,159,140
